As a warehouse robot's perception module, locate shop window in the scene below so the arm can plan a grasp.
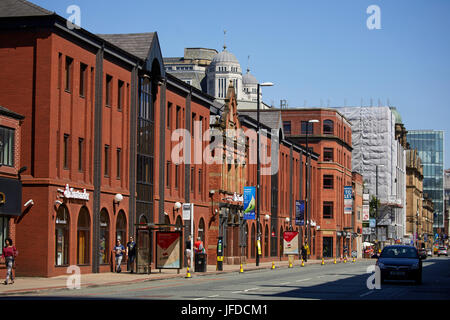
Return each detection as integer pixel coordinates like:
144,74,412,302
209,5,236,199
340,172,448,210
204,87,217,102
99,209,110,265
323,237,333,257
55,205,70,266
77,207,90,265
0,216,9,252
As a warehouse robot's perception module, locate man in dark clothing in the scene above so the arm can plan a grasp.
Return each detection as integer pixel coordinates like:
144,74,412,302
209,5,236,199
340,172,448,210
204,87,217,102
126,236,137,273
301,245,307,262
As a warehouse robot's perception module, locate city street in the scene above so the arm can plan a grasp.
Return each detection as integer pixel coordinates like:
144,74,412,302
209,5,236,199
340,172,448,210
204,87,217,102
6,256,450,300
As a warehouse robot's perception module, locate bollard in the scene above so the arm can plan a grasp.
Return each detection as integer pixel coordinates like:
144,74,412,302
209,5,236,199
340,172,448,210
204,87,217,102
321,258,325,266
185,267,191,278
272,262,275,270
301,259,305,267
239,263,244,273
334,257,337,264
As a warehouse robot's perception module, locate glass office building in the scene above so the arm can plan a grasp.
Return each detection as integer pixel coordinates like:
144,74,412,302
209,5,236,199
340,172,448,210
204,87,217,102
407,130,444,230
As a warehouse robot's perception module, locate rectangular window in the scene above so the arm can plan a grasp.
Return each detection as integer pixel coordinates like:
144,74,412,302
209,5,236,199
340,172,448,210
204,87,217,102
301,121,313,134
191,113,196,138
118,80,124,110
116,148,121,179
106,75,112,106
198,169,203,193
323,148,334,162
78,138,84,172
190,167,195,192
323,175,334,189
166,161,171,188
104,145,110,177
79,63,87,97
0,126,15,167
175,164,179,189
167,102,172,129
63,134,69,169
283,121,291,135
323,202,334,219
65,56,73,92
176,106,181,129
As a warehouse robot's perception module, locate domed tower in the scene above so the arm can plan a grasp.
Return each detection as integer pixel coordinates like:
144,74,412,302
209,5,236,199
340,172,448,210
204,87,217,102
206,45,243,101
242,68,258,102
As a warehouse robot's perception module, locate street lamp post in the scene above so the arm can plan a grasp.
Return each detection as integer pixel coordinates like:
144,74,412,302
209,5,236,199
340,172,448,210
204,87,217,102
305,119,319,259
256,82,273,267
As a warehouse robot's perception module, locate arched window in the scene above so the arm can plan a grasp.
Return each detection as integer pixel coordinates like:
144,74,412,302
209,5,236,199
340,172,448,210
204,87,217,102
99,209,110,265
139,215,148,225
251,224,256,258
198,218,205,246
264,225,269,257
55,205,70,266
323,120,334,135
77,207,90,265
116,210,127,243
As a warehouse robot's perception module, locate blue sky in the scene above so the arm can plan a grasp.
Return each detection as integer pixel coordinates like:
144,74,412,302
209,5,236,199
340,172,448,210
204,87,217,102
33,0,450,167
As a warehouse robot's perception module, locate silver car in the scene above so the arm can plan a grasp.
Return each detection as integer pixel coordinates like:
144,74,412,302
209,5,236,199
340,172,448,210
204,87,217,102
437,247,448,257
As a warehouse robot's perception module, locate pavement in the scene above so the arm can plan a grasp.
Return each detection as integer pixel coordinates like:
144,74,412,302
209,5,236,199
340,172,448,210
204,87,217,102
0,257,364,296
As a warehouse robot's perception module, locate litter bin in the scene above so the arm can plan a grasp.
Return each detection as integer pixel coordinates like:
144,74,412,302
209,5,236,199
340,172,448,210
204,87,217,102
194,253,207,272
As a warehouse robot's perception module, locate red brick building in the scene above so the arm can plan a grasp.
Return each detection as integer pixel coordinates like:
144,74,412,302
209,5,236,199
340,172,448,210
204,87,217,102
0,106,24,278
281,108,361,259
206,85,320,265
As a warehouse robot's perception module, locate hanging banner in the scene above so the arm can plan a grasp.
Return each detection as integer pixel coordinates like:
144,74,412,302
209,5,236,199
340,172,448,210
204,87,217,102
344,186,353,215
283,231,299,255
295,200,305,226
243,186,256,220
362,204,370,221
155,231,182,269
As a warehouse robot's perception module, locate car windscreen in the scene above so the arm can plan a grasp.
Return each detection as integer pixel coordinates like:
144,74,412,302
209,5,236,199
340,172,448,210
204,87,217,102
380,247,418,259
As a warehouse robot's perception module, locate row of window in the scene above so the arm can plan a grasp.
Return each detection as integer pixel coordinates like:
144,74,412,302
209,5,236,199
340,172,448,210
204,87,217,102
60,54,127,110
55,205,127,266
166,161,203,193
282,119,351,143
62,134,122,178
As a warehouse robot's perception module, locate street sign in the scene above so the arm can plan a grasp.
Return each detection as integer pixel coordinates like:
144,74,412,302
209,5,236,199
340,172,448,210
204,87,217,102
369,219,376,228
182,203,192,220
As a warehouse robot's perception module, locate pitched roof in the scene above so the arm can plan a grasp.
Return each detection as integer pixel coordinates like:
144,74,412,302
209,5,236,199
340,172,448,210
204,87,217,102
96,33,155,61
0,0,53,18
238,109,283,132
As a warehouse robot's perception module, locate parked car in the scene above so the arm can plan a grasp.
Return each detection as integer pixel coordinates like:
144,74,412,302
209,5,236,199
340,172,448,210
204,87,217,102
418,248,427,260
437,247,448,257
376,245,423,285
426,249,432,256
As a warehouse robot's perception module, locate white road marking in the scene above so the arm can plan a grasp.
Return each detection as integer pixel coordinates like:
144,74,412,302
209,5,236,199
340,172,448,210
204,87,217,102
360,291,375,297
280,282,291,285
194,294,219,300
296,278,312,282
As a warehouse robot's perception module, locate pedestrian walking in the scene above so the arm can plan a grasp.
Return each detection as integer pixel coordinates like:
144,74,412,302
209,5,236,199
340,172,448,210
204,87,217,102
301,244,307,262
114,239,125,273
126,236,136,273
1,238,17,285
